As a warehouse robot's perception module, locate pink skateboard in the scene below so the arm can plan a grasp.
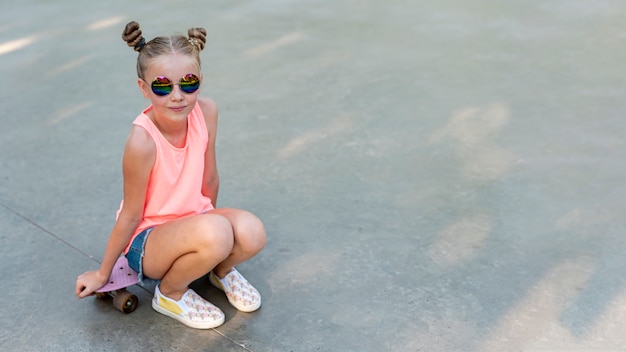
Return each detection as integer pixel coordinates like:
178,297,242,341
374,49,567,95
95,256,139,313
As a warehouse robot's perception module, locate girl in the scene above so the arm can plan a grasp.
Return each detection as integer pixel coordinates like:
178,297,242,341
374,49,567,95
75,21,267,329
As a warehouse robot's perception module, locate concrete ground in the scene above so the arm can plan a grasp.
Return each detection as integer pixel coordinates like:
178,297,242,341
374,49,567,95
1,1,626,351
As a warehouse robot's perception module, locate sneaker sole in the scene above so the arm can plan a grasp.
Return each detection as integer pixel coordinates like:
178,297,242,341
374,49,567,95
210,273,262,313
152,300,225,329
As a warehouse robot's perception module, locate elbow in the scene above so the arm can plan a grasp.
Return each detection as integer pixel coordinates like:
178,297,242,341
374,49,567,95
202,175,219,199
117,209,143,229
209,172,220,186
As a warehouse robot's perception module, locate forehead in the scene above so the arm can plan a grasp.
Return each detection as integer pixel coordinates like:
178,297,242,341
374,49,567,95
145,53,200,78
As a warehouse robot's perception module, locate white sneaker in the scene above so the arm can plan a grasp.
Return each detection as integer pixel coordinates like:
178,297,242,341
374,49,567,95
210,268,261,312
152,285,225,329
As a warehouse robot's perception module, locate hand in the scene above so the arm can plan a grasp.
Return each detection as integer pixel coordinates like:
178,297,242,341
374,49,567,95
76,270,108,299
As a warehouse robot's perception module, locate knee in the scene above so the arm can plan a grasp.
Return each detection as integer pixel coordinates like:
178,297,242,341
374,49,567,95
251,218,267,250
237,212,267,252
195,214,234,258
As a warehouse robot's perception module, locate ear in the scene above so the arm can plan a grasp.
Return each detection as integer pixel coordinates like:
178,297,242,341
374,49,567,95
137,78,151,98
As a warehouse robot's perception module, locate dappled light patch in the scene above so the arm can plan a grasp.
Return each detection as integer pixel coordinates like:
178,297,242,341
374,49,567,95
0,35,38,56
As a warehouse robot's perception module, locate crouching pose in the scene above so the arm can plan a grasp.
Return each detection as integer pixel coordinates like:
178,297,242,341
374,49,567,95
76,21,266,329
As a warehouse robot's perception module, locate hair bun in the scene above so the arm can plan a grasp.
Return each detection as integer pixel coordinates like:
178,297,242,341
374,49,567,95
188,27,207,51
122,21,145,51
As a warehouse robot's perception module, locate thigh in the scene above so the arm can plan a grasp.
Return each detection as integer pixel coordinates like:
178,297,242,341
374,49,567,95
142,213,233,279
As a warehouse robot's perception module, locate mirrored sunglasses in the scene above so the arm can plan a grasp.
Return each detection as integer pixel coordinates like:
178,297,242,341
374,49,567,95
150,73,200,96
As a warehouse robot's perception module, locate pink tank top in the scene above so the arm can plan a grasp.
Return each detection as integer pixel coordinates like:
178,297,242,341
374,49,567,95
121,102,215,253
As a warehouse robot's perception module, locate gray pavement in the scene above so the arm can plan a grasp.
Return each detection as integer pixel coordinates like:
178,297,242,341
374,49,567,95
2,1,626,351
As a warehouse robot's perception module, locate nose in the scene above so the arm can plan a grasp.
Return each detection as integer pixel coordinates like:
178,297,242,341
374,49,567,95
170,84,185,101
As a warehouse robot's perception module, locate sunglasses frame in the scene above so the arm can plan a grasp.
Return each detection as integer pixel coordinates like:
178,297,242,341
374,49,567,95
149,73,201,96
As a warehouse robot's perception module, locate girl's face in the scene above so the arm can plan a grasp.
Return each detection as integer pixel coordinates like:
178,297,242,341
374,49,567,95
138,53,202,123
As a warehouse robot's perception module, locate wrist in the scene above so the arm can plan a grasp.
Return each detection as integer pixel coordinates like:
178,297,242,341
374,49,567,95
96,268,110,281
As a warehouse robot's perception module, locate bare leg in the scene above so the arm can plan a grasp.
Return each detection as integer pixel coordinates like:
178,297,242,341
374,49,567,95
208,208,267,278
142,213,234,300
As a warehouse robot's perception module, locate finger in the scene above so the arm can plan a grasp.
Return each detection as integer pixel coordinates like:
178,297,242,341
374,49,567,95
75,281,84,297
78,286,94,299
76,281,93,299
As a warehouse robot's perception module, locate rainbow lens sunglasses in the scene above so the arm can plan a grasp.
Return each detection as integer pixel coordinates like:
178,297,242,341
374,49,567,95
150,73,201,96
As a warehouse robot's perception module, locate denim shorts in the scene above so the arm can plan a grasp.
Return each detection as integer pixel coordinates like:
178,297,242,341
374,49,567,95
125,227,153,283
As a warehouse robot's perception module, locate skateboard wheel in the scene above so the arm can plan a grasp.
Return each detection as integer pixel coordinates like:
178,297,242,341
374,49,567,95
113,290,138,314
95,292,110,300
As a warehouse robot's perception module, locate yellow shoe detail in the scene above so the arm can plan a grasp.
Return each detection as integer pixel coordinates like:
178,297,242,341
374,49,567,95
211,272,225,290
159,296,183,315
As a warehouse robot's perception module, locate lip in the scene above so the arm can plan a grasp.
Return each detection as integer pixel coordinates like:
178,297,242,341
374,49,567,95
169,106,187,113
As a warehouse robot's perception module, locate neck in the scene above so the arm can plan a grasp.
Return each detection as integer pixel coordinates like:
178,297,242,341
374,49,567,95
148,112,188,148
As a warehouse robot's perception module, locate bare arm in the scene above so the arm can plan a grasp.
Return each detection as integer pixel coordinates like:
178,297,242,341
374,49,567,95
199,97,220,207
76,125,155,298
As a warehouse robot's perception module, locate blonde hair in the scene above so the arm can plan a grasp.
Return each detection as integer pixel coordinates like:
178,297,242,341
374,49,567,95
121,21,207,80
